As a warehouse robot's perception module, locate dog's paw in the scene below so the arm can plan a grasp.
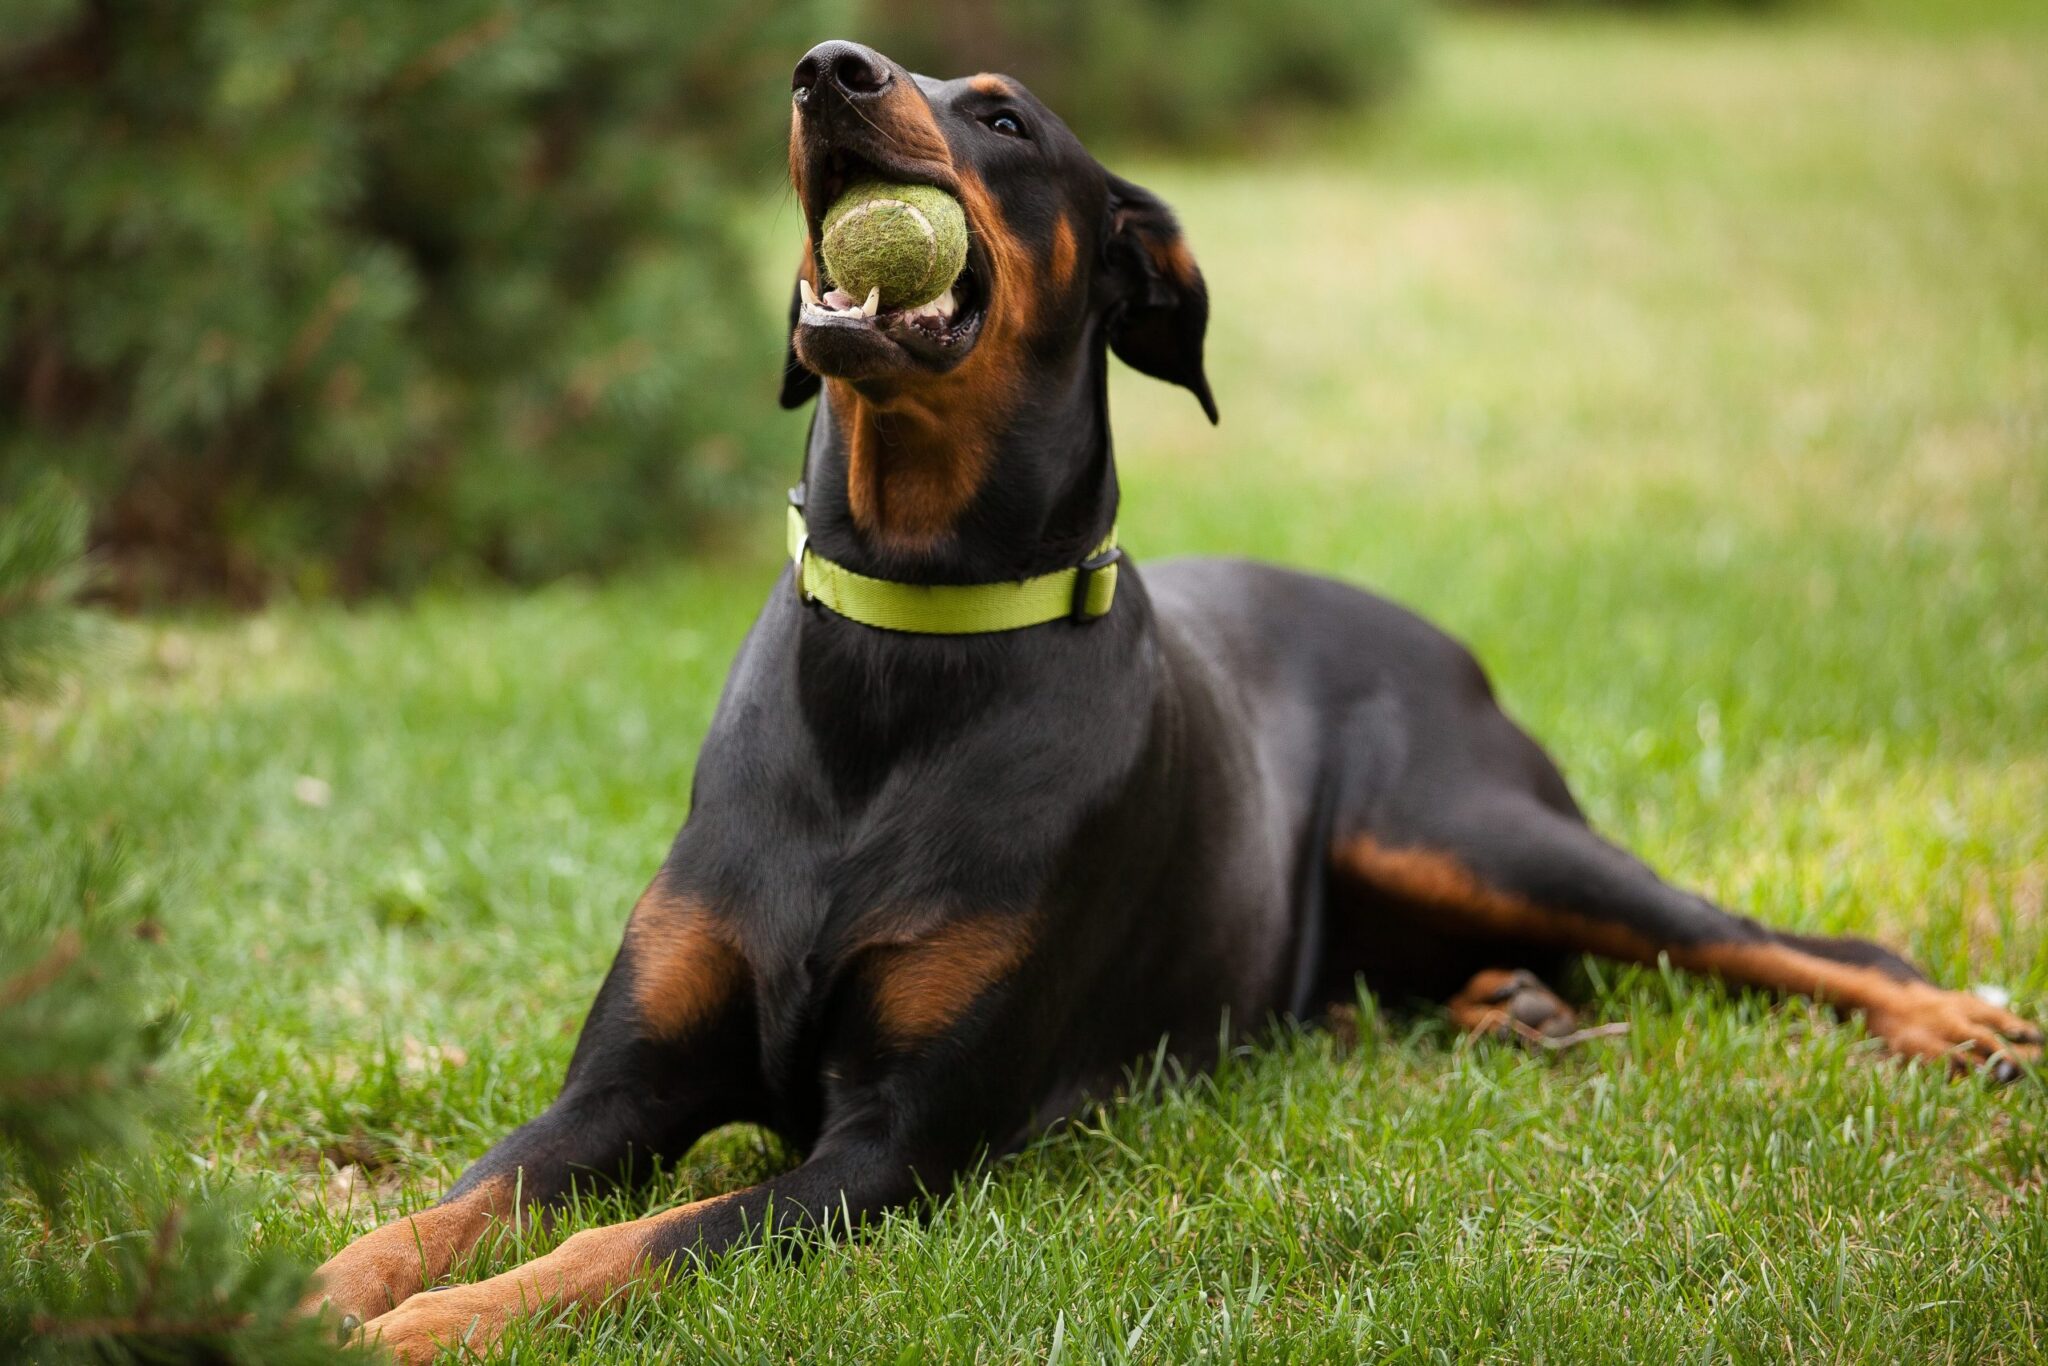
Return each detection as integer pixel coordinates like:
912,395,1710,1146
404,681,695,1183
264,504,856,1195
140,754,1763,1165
363,1286,502,1366
300,1181,512,1334
1450,968,1579,1043
297,1239,416,1337
1865,985,2042,1082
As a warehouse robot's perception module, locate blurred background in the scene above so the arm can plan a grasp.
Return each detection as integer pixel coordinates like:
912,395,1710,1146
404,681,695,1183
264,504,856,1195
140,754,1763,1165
5,0,2046,1360
1,0,2036,605
3,0,1422,605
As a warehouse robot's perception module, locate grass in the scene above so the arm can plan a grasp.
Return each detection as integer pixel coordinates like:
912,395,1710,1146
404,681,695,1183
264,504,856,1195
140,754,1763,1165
9,6,2048,1361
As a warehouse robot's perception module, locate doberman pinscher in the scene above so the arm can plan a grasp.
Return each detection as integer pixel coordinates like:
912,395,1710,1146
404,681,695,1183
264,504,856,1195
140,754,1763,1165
309,41,2041,1361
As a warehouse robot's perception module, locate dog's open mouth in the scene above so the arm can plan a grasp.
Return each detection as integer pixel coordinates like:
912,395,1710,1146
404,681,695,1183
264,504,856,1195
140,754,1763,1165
798,275,977,355
793,147,988,377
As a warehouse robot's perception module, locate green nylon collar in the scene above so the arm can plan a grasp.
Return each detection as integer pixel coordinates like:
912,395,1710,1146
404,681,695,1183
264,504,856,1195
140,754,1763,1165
785,489,1119,634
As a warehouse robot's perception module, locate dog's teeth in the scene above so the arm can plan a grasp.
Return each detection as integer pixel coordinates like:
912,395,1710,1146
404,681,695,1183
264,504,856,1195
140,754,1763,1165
930,289,957,319
861,286,880,318
800,278,821,308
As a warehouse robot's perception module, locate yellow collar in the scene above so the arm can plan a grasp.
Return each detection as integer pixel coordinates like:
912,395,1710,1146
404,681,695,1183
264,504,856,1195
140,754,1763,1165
785,488,1119,634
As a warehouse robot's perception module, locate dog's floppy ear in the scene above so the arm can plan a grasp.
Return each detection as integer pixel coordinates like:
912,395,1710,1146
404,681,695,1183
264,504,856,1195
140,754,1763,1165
779,255,821,409
1103,172,1217,424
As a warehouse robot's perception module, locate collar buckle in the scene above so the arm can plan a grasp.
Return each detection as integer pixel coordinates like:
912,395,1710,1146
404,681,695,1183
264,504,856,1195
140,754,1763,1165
1070,545,1122,623
787,483,814,605
791,530,813,605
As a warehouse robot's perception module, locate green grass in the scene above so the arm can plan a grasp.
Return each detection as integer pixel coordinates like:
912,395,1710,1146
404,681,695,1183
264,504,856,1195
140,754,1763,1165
10,8,2048,1360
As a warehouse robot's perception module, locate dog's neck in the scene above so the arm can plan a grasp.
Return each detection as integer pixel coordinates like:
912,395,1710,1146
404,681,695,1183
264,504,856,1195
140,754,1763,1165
798,344,1118,587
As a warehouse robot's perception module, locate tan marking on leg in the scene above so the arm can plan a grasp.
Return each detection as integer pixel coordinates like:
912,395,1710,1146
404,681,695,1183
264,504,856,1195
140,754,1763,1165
301,1175,514,1325
625,888,743,1041
864,914,1035,1045
1333,836,1654,960
1336,836,2042,1074
1676,941,2042,1073
363,1194,739,1364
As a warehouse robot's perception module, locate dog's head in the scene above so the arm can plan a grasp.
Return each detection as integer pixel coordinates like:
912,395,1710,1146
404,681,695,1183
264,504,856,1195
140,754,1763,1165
781,41,1216,425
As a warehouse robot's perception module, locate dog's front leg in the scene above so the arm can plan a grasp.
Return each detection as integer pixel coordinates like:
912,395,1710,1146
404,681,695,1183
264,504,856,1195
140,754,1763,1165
359,1128,942,1363
301,881,762,1330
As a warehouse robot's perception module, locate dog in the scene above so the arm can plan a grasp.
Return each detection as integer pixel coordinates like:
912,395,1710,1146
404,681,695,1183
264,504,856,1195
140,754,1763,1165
306,41,2042,1361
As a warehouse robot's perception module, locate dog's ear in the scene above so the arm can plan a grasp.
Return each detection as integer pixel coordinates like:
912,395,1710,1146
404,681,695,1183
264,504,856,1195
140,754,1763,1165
1103,172,1217,424
779,256,821,409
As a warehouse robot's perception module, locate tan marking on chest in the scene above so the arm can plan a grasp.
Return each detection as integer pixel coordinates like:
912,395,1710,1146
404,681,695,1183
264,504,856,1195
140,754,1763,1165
862,913,1036,1045
625,888,744,1040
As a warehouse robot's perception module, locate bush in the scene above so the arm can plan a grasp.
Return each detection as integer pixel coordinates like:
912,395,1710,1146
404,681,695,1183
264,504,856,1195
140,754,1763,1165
0,476,96,703
1455,0,1807,10
0,1,840,602
2,1,1424,604
0,490,335,1362
0,837,348,1365
857,0,1424,149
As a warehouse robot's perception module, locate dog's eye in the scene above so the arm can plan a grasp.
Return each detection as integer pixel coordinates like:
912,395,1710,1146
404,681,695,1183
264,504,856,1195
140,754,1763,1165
986,112,1027,138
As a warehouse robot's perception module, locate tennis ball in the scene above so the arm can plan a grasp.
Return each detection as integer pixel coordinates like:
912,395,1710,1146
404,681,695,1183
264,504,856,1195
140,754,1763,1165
820,180,968,311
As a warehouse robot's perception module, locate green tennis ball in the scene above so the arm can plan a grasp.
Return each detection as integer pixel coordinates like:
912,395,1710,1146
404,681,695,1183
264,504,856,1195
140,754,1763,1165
820,180,968,311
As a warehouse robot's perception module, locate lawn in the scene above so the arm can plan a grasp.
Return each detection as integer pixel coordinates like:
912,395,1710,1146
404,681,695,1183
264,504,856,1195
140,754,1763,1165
9,6,2048,1361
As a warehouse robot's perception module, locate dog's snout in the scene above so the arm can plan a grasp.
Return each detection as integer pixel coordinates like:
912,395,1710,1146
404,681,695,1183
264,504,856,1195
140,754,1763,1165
793,41,892,101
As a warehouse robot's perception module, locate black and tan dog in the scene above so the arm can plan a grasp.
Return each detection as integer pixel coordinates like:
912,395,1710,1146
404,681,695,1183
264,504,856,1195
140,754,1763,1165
310,41,2041,1361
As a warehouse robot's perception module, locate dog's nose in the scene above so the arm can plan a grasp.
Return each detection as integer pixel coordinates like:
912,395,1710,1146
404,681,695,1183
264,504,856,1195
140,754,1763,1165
793,41,892,101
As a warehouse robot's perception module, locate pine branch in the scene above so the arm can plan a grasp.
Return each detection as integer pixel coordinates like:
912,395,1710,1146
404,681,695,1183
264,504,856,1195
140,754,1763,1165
0,476,95,702
0,928,82,1010
27,1310,256,1340
0,1067,122,1103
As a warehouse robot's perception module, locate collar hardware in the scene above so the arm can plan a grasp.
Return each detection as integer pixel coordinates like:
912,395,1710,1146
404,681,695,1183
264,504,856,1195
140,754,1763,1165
1070,545,1122,623
790,525,813,605
784,485,1119,635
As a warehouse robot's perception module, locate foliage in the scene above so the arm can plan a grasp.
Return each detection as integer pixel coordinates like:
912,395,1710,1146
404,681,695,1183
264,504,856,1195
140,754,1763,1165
0,0,839,602
0,840,347,1364
0,477,96,702
0,0,1429,603
0,487,337,1359
858,0,1423,148
1463,0,1807,9
5,5,2046,1353
4,3,2044,1359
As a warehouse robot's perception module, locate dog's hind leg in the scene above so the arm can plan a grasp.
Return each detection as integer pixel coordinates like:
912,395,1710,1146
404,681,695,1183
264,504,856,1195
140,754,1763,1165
1331,791,2042,1079
302,880,762,1332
